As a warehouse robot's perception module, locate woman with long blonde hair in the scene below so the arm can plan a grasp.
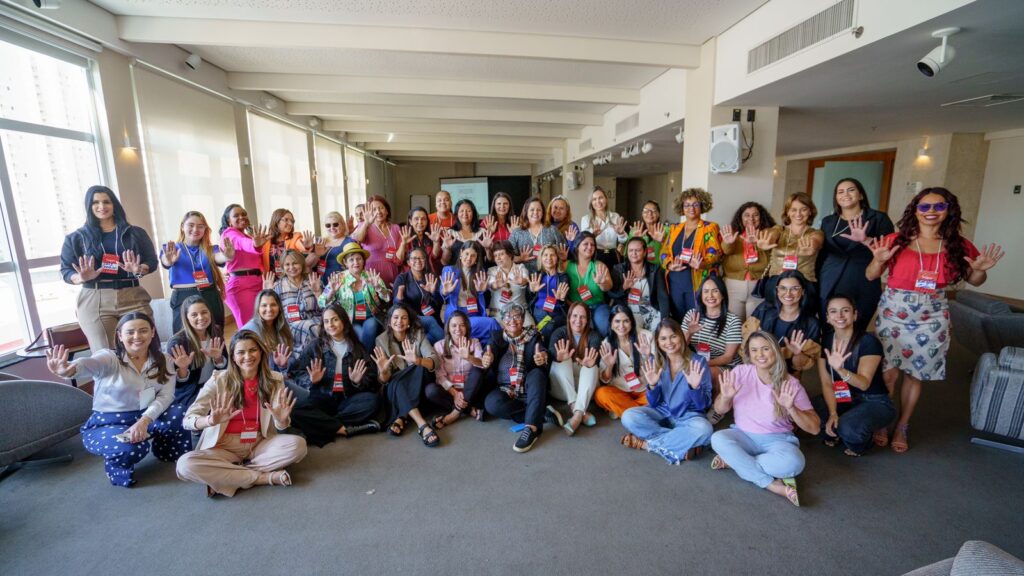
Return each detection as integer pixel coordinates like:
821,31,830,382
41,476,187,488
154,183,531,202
160,211,234,333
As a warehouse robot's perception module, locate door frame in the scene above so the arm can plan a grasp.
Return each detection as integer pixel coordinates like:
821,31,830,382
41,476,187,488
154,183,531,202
806,150,896,213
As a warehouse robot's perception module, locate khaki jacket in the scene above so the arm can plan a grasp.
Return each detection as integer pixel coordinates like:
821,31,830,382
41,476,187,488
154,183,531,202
183,369,290,451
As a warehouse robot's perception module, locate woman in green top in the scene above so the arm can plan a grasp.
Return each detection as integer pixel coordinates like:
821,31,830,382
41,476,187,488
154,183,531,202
627,200,671,265
567,231,614,337
318,242,391,354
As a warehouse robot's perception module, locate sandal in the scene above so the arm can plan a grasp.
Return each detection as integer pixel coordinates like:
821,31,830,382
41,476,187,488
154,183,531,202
891,424,910,454
823,437,838,448
710,455,730,470
418,423,440,448
471,408,485,422
268,471,292,486
873,427,890,448
844,448,861,457
388,417,406,437
432,410,460,431
684,445,704,461
620,433,646,451
781,477,800,507
583,412,597,427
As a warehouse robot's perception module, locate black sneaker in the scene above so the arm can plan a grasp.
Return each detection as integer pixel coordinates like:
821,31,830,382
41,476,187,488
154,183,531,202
344,420,381,438
513,426,540,453
545,405,564,427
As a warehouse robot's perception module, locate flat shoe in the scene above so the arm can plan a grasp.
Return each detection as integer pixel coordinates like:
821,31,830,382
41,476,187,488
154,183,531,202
583,413,597,427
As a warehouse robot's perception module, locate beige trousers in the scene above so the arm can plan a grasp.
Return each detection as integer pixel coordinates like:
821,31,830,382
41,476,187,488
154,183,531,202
724,277,763,322
549,359,599,414
76,286,153,353
176,433,307,497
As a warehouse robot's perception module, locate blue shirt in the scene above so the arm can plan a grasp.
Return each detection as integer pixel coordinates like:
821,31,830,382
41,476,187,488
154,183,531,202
163,243,221,287
645,354,712,418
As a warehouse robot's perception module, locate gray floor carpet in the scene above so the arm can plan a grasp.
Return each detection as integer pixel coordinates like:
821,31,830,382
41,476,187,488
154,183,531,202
2,342,1022,576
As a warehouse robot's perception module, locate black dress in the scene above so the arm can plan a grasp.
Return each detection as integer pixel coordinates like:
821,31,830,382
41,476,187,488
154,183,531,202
818,208,894,331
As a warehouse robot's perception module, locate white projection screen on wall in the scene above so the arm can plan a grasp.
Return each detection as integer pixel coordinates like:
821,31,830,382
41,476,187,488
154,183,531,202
440,177,489,215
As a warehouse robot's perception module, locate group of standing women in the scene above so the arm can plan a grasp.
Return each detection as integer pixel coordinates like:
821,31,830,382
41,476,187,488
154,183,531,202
54,179,1003,504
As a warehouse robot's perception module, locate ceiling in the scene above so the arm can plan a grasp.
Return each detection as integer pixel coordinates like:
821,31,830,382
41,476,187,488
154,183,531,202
89,0,766,165
588,123,685,178
726,0,1024,156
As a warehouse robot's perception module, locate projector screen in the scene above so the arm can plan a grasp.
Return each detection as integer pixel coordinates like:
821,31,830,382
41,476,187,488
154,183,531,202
440,177,489,216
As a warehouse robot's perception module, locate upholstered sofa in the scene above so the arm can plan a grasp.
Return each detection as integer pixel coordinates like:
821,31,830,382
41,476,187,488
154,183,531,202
970,347,1024,449
949,290,1024,357
0,379,93,480
903,540,1024,575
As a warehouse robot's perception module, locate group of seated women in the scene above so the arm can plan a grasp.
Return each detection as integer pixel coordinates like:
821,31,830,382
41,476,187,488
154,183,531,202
53,180,1004,504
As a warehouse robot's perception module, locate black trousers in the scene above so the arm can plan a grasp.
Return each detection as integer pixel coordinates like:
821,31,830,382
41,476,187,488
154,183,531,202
484,368,548,431
169,286,225,335
291,391,380,447
424,367,488,413
385,365,427,424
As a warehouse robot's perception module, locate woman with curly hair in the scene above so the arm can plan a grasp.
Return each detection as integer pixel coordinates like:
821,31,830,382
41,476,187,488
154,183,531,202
719,202,775,320
866,187,1004,453
758,193,824,294
659,188,723,320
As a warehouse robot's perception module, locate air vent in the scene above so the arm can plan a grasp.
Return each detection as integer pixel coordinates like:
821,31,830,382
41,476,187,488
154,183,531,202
748,0,855,73
942,94,1024,108
615,113,640,136
578,138,593,153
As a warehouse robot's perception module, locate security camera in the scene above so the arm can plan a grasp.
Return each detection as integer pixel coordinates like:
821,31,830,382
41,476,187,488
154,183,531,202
675,128,685,144
184,53,202,71
917,27,959,77
32,0,60,8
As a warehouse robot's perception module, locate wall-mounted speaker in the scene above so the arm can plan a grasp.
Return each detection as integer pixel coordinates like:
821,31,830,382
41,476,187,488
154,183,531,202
709,123,741,174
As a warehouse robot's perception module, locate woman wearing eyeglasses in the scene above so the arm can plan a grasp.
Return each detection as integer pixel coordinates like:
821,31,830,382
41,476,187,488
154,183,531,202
741,271,821,381
626,200,671,265
312,211,355,287
661,188,723,321
867,188,1003,453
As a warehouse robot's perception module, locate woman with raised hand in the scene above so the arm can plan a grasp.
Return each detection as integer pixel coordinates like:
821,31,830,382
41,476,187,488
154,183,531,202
166,295,227,423
509,196,562,273
709,331,820,507
580,186,627,270
626,200,670,265
527,245,571,343
867,187,1003,453
487,240,533,323
394,246,445,344
262,208,316,279
593,305,655,419
240,289,295,372
744,270,821,379
176,330,307,497
620,318,713,465
311,210,354,287
567,232,614,337
263,249,322,355
812,294,896,457
160,211,232,334
548,302,603,435
46,312,187,487
60,185,159,352
682,276,743,382
819,178,895,330
483,303,550,453
547,194,580,255
759,193,824,295
443,198,492,265
428,311,488,430
612,236,670,333
373,304,440,448
719,202,775,320
402,207,443,275
661,187,723,321
218,203,271,327
318,242,391,354
482,191,515,244
288,304,382,446
439,240,500,341
350,195,404,285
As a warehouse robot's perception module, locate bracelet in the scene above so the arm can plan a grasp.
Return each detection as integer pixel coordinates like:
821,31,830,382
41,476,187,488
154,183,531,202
842,369,852,383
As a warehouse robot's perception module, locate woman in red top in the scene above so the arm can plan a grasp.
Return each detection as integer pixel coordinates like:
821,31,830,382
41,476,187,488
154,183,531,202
866,187,1004,453
483,192,515,244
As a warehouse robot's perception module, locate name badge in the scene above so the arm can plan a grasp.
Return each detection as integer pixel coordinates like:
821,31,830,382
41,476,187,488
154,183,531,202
500,290,512,305
285,304,301,323
678,248,693,264
743,241,759,264
385,248,397,262
421,302,435,316
783,254,798,270
466,296,479,315
624,371,643,391
914,270,938,293
696,342,711,360
509,367,521,384
543,295,557,312
101,253,119,274
577,286,593,302
450,373,465,387
317,259,327,276
332,372,345,393
532,244,541,258
193,270,211,288
833,380,852,403
646,245,655,262
627,287,642,305
240,419,259,443
354,304,368,321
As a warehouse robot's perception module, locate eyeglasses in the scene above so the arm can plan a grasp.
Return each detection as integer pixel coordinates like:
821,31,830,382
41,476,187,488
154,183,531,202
776,286,803,294
917,202,948,213
683,202,702,209
642,209,658,215
408,256,425,262
324,222,340,229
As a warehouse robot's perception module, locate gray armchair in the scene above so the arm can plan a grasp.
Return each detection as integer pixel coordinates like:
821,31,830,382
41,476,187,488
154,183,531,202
949,290,1024,357
0,379,93,481
903,540,1024,575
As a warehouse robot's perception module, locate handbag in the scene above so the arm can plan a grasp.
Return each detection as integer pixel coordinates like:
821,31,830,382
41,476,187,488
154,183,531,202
24,322,89,353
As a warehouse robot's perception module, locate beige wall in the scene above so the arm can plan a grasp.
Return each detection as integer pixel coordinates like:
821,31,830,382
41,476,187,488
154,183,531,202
391,161,474,219
632,171,682,223
974,132,1024,300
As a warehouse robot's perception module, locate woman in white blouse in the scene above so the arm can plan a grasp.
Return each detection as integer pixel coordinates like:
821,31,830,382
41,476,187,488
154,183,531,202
580,186,628,270
487,240,532,323
593,305,655,420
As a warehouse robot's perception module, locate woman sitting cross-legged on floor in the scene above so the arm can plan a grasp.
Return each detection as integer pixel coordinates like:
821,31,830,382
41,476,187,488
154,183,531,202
166,295,228,448
373,304,441,447
46,312,189,487
547,302,603,435
287,304,383,447
428,311,489,431
593,305,655,419
620,318,713,465
176,330,307,497
811,294,896,457
709,330,821,507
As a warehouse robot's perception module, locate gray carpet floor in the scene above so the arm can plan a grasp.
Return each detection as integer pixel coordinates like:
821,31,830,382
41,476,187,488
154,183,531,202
2,342,1022,576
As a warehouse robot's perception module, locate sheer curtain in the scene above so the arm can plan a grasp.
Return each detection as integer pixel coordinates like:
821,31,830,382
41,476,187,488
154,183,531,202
249,113,314,230
344,147,366,214
315,136,346,223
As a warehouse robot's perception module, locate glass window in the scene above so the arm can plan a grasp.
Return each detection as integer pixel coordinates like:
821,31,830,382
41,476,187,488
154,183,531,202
315,136,345,221
0,40,94,133
249,113,314,231
0,272,30,354
344,147,366,214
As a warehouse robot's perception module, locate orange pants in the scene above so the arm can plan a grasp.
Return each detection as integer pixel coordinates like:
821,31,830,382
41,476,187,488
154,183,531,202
593,386,648,417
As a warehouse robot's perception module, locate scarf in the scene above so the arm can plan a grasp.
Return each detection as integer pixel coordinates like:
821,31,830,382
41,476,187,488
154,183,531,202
500,325,538,399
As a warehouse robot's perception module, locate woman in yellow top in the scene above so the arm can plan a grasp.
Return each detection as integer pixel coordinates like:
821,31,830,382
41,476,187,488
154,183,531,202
659,188,723,320
757,193,825,293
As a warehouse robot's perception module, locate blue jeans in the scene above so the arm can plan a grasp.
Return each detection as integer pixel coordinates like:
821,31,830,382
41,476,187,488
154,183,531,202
621,407,713,464
811,393,896,454
419,314,445,344
590,303,611,337
354,317,381,353
710,427,805,488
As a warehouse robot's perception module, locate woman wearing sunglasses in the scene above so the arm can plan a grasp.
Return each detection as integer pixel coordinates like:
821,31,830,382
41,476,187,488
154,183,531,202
312,211,354,287
867,187,1003,453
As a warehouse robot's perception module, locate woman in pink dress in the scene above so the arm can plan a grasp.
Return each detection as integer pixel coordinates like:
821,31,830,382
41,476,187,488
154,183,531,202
351,195,404,286
219,204,271,326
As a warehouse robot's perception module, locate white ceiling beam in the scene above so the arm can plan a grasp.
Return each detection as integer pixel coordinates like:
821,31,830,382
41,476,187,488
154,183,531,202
350,133,563,147
118,16,700,68
228,73,639,105
382,151,548,160
395,157,537,165
288,102,601,125
324,121,580,138
367,143,552,154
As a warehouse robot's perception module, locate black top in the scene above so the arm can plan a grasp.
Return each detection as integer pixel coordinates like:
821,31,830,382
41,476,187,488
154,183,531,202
822,331,887,396
818,208,895,298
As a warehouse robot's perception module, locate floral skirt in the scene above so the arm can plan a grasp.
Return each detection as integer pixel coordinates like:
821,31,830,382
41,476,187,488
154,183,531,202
875,287,950,381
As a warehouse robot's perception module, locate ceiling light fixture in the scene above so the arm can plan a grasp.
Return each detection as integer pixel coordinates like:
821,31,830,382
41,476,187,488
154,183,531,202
675,127,685,144
641,141,653,154
261,96,279,110
387,133,395,143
